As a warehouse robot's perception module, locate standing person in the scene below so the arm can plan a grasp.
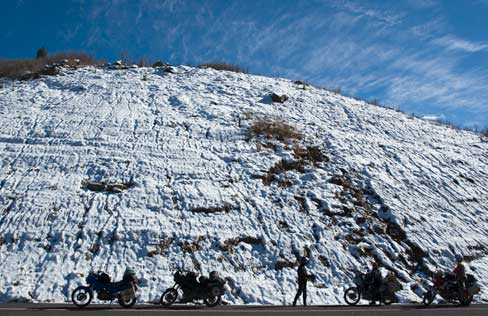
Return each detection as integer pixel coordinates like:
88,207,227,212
365,262,382,305
293,257,313,306
453,254,467,299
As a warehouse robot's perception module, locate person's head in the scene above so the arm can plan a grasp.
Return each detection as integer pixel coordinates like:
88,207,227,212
371,262,379,270
455,254,463,263
124,267,135,275
209,271,219,280
299,256,309,266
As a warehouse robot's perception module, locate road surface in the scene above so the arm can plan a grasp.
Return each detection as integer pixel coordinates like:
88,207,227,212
0,304,487,316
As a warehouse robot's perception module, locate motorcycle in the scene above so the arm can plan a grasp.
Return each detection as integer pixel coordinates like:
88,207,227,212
160,269,226,307
344,270,401,305
422,271,480,306
71,269,138,308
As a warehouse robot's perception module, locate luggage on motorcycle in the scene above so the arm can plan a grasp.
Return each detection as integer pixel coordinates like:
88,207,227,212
97,271,111,283
384,273,402,292
466,274,476,284
468,285,481,296
123,268,137,282
198,275,210,285
353,275,364,288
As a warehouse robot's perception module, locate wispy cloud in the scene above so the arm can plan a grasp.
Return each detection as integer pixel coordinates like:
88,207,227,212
432,35,488,53
68,0,487,127
422,114,445,121
406,0,438,9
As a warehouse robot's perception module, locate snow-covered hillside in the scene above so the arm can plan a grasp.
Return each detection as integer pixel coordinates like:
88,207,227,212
0,65,487,304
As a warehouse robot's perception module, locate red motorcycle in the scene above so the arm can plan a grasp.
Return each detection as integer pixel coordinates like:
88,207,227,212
422,271,480,306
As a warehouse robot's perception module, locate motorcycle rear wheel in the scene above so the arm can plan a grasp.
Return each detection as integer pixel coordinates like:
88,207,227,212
344,287,361,305
160,288,178,307
71,286,93,308
422,291,435,306
118,294,136,308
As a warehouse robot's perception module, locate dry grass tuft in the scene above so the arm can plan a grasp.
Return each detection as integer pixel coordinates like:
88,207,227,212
199,62,247,73
0,51,102,80
249,119,302,142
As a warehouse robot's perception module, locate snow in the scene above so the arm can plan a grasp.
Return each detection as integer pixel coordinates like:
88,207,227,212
0,65,487,304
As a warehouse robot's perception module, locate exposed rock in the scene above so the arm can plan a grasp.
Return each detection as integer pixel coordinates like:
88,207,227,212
152,60,169,68
318,255,330,267
328,175,352,188
275,258,296,270
293,80,309,86
81,180,134,193
271,93,289,103
190,203,233,214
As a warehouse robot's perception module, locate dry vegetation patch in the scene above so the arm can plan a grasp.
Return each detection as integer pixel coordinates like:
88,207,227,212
249,119,302,142
293,145,329,165
0,51,101,80
220,236,263,253
199,62,247,73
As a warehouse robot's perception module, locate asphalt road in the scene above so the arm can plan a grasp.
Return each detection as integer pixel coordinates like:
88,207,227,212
0,304,487,316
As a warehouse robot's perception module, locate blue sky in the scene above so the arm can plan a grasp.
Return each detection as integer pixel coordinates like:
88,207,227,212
2,0,488,128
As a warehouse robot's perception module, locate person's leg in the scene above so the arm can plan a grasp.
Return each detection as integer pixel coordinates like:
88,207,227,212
368,285,377,305
293,286,303,306
303,283,307,306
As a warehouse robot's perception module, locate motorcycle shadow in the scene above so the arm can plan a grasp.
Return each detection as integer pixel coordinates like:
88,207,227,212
410,303,469,309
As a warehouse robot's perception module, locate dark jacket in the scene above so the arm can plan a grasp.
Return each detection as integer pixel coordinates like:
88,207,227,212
366,268,382,286
297,265,309,284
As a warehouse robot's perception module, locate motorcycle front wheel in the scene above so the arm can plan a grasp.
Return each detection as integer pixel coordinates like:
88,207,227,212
381,294,394,305
71,286,93,308
160,288,178,307
344,287,361,305
204,293,222,307
459,295,473,306
422,291,435,306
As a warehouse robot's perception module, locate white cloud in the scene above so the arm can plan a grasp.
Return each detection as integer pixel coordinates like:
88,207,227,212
422,114,445,121
432,35,488,53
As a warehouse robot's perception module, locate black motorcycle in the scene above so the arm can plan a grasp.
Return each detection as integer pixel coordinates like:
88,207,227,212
71,269,138,308
344,270,400,305
160,270,226,307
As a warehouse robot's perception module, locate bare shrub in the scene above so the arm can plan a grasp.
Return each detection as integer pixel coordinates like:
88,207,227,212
258,159,306,186
249,119,302,142
0,51,101,80
220,236,263,253
293,145,329,164
137,57,152,67
199,62,247,73
368,99,381,106
481,128,488,141
36,47,48,59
